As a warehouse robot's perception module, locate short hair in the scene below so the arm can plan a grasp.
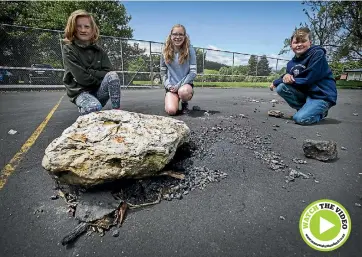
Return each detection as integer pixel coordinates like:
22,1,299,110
290,27,311,42
63,10,99,44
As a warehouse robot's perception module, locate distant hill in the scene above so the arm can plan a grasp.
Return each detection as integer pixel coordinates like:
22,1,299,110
204,60,229,71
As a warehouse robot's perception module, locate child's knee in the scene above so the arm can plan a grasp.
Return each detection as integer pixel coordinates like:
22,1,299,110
105,71,120,82
276,83,288,95
165,107,178,116
81,103,102,115
293,112,314,125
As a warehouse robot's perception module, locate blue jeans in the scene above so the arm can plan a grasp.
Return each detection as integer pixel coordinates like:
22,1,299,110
276,83,330,125
75,72,121,115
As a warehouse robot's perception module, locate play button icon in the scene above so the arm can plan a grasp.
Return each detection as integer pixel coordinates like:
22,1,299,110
320,216,335,234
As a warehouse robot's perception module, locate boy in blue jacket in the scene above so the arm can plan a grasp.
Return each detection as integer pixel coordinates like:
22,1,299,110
270,27,337,125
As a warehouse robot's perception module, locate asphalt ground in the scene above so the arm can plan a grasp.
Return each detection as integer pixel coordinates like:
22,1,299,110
0,88,361,257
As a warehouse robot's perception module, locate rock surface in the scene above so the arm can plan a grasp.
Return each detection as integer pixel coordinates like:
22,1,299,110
302,139,338,161
42,110,190,186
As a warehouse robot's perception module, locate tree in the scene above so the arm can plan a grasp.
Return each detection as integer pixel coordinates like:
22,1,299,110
0,1,133,68
248,55,258,76
257,55,272,76
279,1,362,62
195,48,206,74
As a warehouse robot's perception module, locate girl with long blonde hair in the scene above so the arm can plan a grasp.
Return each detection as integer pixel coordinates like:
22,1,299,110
62,9,121,115
160,24,197,115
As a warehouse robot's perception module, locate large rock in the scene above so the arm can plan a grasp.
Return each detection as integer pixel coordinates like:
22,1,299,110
302,139,338,161
42,110,190,186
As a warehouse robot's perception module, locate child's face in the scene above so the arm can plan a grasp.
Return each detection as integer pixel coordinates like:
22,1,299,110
171,27,185,48
75,16,93,43
291,35,311,56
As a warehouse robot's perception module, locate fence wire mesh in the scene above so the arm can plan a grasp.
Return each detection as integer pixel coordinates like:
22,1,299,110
0,24,289,86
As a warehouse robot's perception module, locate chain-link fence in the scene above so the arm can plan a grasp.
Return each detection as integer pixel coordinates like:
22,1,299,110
0,24,289,87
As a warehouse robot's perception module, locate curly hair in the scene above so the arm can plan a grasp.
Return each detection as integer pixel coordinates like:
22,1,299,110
163,24,191,64
63,9,99,44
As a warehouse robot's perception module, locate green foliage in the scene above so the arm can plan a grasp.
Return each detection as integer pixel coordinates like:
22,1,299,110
0,1,133,37
0,1,136,71
195,48,205,73
336,80,362,88
329,60,362,79
257,55,272,76
204,69,219,74
279,1,362,62
248,55,258,76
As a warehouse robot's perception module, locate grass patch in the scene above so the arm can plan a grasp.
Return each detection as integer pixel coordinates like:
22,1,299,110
133,80,362,89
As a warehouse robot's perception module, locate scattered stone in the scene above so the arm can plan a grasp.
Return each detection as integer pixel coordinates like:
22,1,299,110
302,139,338,161
112,229,120,237
42,110,190,186
192,106,201,111
50,195,59,200
272,104,276,107
204,112,210,117
268,110,284,118
8,129,17,135
287,169,310,182
292,158,307,164
316,133,321,137
271,99,278,104
355,203,362,208
341,146,347,150
291,136,297,139
279,216,286,220
353,113,358,116
314,180,319,183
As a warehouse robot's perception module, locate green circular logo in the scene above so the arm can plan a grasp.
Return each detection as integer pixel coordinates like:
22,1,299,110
299,199,351,251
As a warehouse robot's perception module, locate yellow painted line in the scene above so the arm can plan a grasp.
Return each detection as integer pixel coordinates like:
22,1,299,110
0,94,65,190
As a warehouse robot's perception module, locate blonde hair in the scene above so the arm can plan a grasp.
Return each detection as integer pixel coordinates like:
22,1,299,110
291,27,311,43
163,24,191,64
63,9,99,44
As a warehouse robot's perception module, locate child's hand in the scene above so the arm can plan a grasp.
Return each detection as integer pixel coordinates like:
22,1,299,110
282,74,295,84
170,86,177,93
269,83,276,91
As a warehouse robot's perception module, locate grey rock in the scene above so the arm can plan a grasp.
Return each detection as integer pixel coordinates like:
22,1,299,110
302,139,338,161
192,106,201,111
42,110,190,186
112,229,120,237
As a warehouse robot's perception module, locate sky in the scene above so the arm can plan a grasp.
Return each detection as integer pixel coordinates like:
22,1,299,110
122,1,309,68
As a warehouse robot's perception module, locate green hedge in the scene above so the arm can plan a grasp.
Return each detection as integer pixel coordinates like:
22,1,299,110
336,80,362,88
194,74,279,83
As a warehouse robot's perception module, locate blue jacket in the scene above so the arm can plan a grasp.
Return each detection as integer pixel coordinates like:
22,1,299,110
273,45,337,105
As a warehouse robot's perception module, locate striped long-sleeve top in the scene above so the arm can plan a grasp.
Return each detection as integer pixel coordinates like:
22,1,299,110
160,46,197,90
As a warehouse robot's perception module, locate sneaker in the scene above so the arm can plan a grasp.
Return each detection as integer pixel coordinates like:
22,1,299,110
181,101,189,114
321,110,328,120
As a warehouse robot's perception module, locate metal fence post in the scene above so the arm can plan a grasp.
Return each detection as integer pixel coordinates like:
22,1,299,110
58,32,64,68
120,39,125,86
202,48,205,88
232,52,235,82
149,41,153,87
